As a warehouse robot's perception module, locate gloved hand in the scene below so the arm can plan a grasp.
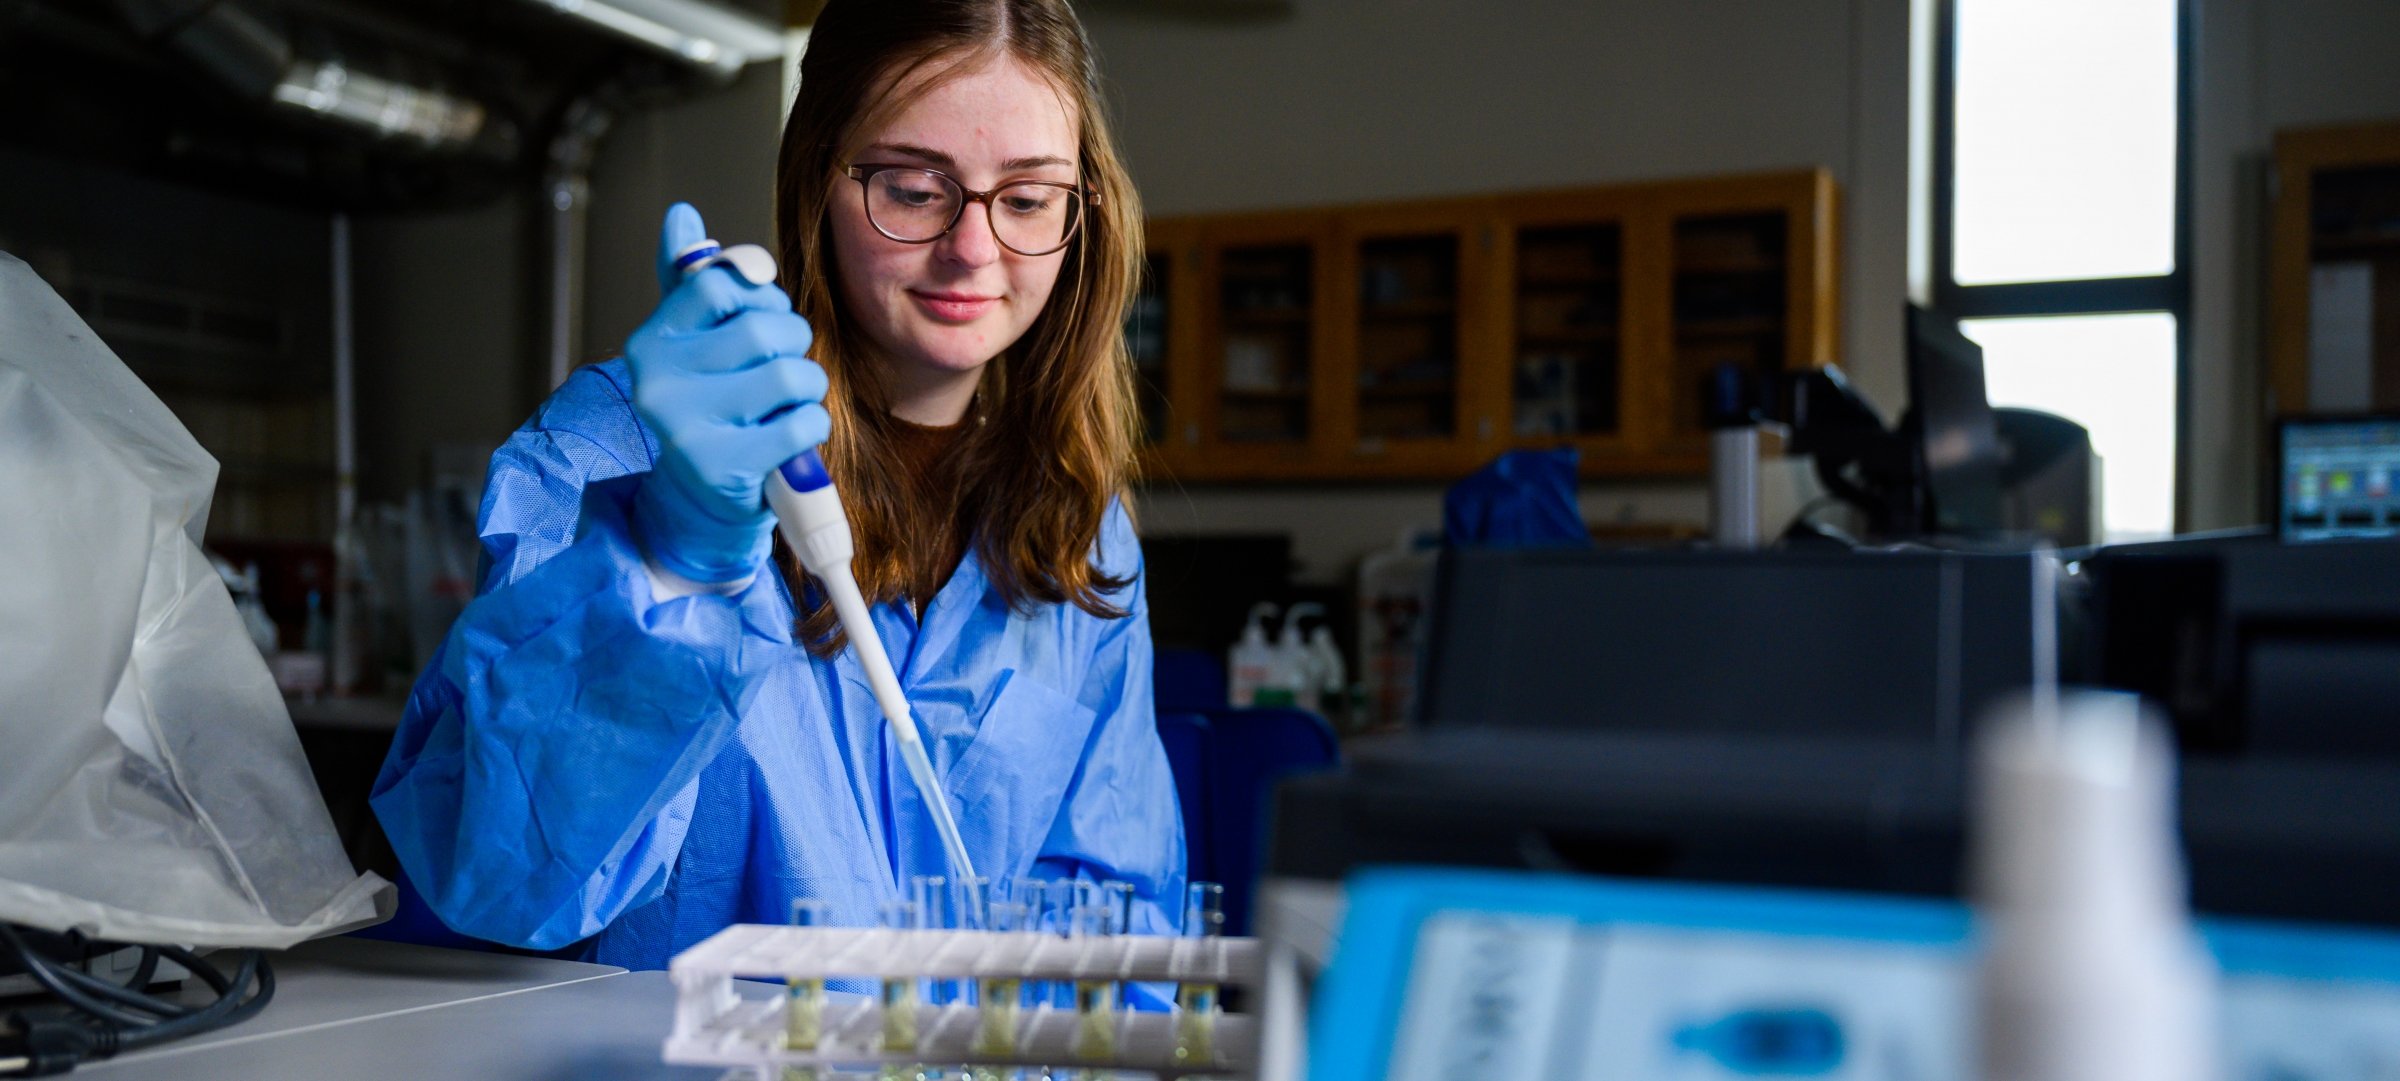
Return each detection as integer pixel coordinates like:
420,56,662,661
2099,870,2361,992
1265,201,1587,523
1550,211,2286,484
626,202,830,584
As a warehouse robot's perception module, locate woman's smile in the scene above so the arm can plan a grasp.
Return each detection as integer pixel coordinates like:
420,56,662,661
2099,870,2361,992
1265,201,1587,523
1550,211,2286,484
909,288,1001,324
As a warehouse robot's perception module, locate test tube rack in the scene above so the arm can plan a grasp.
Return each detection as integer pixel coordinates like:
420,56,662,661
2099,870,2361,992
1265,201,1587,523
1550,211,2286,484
663,923,1264,1079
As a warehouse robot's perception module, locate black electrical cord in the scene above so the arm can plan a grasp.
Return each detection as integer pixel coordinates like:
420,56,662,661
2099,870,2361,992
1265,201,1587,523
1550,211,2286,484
0,924,274,1077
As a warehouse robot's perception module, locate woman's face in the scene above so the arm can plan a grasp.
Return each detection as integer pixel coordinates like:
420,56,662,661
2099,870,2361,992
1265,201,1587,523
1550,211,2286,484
831,55,1081,394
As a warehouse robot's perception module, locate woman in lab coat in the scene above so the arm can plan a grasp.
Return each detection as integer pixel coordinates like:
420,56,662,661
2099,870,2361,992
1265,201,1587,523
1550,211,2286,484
371,0,1182,969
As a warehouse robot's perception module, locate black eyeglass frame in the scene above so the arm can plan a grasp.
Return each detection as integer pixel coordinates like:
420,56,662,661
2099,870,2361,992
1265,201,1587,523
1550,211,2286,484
843,163,1100,256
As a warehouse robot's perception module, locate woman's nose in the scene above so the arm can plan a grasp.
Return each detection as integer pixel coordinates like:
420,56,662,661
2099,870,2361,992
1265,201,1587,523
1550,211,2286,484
937,198,1003,268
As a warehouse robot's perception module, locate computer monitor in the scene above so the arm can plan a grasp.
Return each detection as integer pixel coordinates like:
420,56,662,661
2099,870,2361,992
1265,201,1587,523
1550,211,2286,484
1905,305,2005,537
2279,414,2400,541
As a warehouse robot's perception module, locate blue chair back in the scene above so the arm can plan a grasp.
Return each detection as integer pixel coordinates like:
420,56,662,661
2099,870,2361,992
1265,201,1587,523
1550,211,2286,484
1153,647,1229,713
1155,711,1214,887
1199,707,1340,936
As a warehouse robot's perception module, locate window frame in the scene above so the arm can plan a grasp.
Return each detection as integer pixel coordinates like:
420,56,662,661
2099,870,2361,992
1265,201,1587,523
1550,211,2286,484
1930,0,2197,532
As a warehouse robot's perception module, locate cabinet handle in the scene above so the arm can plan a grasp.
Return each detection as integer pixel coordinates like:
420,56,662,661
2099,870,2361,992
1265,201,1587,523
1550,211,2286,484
1355,438,1387,457
1185,422,1200,446
1478,417,1495,440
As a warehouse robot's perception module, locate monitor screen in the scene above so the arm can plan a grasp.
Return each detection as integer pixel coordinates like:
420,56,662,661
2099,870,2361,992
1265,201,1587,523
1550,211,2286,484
1906,305,2005,537
2281,415,2400,541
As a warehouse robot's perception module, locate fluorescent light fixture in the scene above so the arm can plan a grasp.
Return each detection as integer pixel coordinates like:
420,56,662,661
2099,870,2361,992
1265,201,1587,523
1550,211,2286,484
521,0,785,79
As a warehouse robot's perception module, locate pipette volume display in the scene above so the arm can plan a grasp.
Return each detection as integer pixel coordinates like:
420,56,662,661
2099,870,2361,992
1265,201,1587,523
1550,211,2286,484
671,238,978,886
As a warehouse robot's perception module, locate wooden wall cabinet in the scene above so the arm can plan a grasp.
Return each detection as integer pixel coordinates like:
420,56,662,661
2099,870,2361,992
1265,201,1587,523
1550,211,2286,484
1137,168,1836,482
2269,120,2400,418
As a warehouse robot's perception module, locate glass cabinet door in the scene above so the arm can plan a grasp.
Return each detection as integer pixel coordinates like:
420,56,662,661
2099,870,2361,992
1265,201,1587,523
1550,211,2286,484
1352,234,1463,443
1510,223,1625,440
1125,250,1171,444
1215,243,1315,443
1668,212,1787,440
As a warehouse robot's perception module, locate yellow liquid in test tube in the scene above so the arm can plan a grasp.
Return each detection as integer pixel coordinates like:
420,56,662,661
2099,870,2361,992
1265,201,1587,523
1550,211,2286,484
1071,979,1117,1060
785,977,824,1050
974,977,1021,1056
1173,982,1218,1062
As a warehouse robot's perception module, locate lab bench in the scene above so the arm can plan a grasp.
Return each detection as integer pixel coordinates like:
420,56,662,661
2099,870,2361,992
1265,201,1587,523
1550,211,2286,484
72,937,727,1080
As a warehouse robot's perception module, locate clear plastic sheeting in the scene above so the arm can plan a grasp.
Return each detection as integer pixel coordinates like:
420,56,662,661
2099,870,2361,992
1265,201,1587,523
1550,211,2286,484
0,253,391,948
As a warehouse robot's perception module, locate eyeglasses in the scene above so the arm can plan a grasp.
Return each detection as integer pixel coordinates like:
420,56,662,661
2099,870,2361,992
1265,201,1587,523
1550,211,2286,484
845,163,1096,257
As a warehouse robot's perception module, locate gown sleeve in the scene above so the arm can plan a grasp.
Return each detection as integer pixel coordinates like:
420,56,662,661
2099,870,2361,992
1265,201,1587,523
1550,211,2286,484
370,362,797,949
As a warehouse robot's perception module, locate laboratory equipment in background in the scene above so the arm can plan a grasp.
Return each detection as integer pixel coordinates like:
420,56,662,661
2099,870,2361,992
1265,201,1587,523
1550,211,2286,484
1778,304,2087,547
1905,305,2006,538
2083,530,2400,760
1971,693,2214,1081
1283,861,2399,1081
2278,413,2400,541
1419,546,2044,746
1994,407,2101,548
1271,532,2400,928
1229,602,1279,708
1355,527,1440,732
1703,362,1768,549
661,886,1256,1078
208,553,281,656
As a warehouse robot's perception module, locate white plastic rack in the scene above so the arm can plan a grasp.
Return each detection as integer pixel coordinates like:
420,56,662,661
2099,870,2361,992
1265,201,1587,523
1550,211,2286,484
663,924,1263,1079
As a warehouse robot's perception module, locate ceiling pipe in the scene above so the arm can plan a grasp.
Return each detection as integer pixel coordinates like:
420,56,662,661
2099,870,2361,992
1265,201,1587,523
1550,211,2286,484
111,0,499,153
543,92,619,391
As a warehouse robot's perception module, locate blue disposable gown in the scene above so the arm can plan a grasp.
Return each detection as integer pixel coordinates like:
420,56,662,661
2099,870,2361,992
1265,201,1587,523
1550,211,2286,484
370,358,1185,970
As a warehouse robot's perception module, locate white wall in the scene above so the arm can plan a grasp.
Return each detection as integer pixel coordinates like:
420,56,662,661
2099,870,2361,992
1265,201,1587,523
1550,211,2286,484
1087,0,1911,581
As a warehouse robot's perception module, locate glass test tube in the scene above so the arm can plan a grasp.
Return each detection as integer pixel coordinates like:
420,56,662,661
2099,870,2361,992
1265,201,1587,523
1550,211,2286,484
910,875,952,1007
1043,880,1079,1009
1068,885,1118,1063
973,900,1030,1058
879,899,922,1054
786,899,833,1053
1173,882,1225,1064
954,874,990,1007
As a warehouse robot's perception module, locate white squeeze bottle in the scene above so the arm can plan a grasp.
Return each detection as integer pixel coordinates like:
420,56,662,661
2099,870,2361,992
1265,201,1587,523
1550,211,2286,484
1307,623,1346,727
1272,603,1326,712
1228,602,1278,708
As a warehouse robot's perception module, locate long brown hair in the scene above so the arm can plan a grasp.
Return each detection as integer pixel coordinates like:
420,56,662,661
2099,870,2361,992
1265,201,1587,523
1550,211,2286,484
772,0,1143,653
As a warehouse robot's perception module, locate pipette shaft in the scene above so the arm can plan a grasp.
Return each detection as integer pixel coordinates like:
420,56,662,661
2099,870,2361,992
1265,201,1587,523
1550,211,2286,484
675,240,977,884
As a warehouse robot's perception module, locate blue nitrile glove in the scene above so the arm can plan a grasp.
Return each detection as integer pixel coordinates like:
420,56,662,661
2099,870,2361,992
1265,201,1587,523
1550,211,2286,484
625,203,830,584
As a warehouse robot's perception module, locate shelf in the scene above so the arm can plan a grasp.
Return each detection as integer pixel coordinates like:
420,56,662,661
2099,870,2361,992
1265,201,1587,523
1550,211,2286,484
1357,380,1456,397
1220,386,1310,400
1526,270,1622,287
1675,317,1782,337
1674,257,1781,275
1223,307,1311,324
1518,329,1620,346
1358,299,1457,319
2313,230,2400,258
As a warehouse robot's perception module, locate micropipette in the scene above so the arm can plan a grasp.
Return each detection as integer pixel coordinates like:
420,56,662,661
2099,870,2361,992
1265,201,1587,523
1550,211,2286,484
672,238,978,884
